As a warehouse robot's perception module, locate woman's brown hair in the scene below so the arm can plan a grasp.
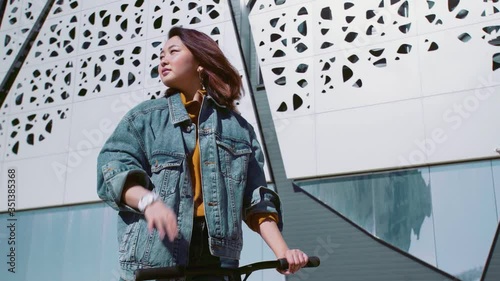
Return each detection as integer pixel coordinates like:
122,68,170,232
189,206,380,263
165,27,243,110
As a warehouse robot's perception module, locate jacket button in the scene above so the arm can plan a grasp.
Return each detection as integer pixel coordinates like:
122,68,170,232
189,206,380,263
208,201,218,206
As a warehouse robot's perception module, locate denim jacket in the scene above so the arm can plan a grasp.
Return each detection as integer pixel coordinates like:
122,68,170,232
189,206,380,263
96,92,282,280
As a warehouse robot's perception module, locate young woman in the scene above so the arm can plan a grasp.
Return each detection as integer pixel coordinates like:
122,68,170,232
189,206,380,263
97,26,308,281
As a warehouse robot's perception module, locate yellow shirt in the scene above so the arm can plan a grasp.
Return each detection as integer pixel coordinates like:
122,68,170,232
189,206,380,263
180,92,278,231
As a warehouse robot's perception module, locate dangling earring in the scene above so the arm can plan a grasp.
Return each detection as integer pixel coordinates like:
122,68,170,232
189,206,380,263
198,67,206,91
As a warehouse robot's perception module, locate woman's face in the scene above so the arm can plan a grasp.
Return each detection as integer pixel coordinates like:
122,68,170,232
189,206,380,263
158,36,200,91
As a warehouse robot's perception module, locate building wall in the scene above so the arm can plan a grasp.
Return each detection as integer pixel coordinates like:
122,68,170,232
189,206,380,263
245,1,500,280
248,0,500,178
250,83,462,281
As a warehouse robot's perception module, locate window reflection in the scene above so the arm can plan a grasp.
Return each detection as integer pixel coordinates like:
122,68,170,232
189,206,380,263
296,160,500,280
297,168,434,253
298,176,375,234
372,169,437,266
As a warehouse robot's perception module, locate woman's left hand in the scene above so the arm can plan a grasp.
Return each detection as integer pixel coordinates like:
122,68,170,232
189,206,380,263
278,249,309,275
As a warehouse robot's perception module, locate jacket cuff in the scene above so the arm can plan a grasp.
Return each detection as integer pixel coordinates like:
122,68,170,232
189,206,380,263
100,160,150,213
244,187,283,231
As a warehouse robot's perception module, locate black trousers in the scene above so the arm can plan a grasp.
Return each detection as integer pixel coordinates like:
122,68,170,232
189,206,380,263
187,217,230,281
121,218,232,281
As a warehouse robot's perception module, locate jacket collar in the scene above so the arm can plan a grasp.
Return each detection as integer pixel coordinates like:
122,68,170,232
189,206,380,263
167,93,191,125
205,92,227,109
167,91,227,125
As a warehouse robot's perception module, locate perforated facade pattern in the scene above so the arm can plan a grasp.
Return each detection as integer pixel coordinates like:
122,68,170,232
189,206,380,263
249,0,500,178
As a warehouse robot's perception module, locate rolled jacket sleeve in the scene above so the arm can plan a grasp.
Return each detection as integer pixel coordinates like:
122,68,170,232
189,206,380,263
96,116,151,213
243,126,283,231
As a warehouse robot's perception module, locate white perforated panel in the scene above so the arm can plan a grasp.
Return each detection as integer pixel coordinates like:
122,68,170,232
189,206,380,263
23,13,80,67
416,0,500,34
79,1,146,54
261,56,315,120
0,0,42,29
250,3,314,66
74,45,146,99
5,105,72,160
313,36,420,112
0,28,30,80
0,0,45,82
249,0,500,178
7,59,75,114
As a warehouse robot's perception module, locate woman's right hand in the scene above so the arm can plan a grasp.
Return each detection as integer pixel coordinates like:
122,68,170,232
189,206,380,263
144,201,178,242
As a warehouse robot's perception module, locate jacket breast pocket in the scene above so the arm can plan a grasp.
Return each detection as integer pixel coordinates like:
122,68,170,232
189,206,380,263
150,152,184,199
216,137,252,182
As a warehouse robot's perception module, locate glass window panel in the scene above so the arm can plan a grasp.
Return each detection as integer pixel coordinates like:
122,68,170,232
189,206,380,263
430,161,497,279
407,214,437,266
0,210,35,281
61,204,104,281
373,168,436,266
492,159,500,222
1,201,285,281
25,208,69,281
297,176,375,234
0,203,120,281
297,167,436,269
98,204,121,281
